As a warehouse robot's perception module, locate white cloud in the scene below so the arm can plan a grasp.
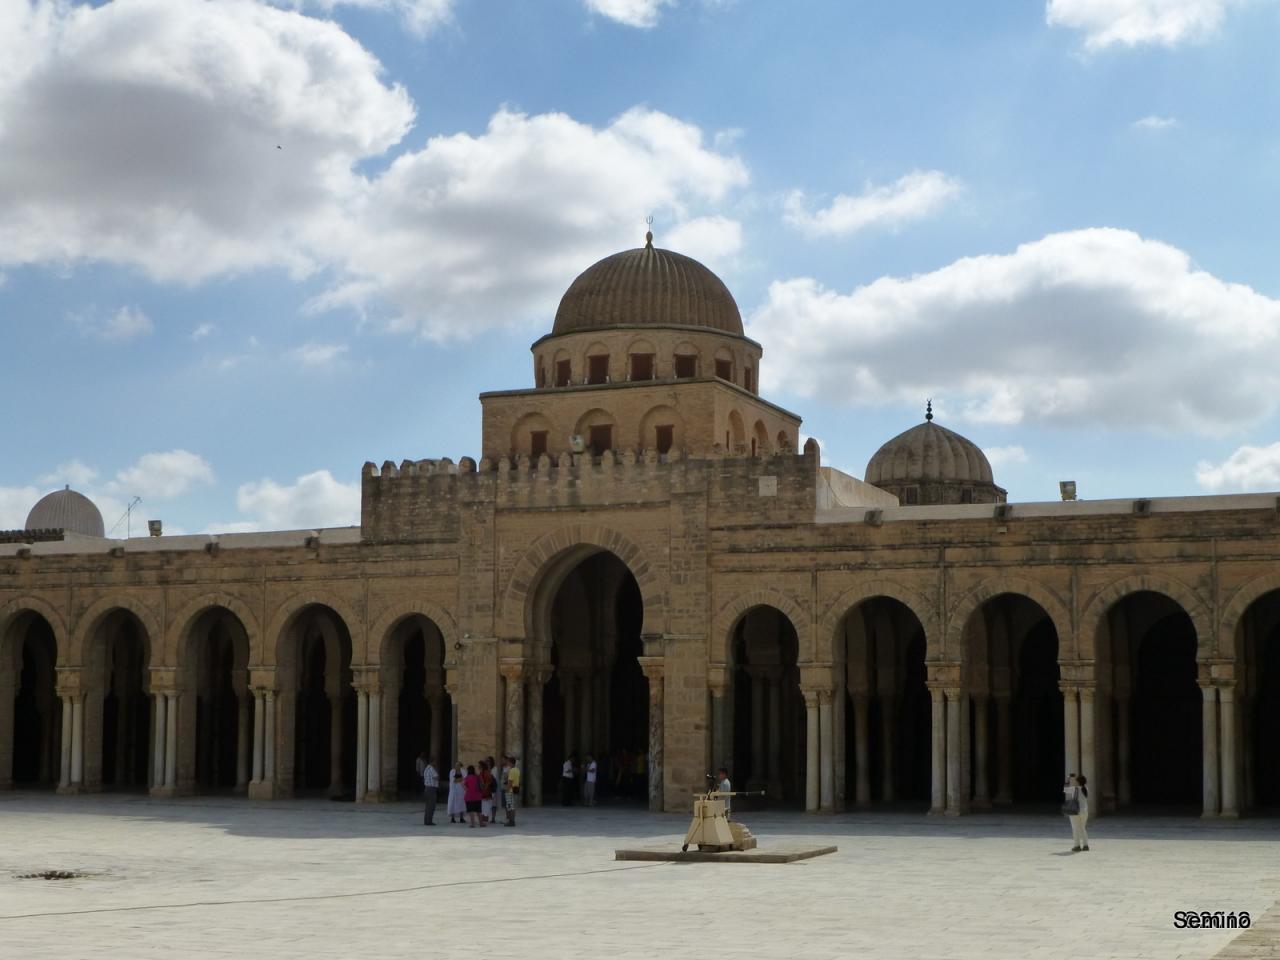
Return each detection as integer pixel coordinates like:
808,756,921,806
191,323,216,340
584,0,677,28
223,469,360,530
985,445,1030,467
1046,0,1255,50
74,305,154,340
110,450,215,500
783,171,961,238
0,0,414,283
38,459,100,488
0,4,746,342
1196,443,1280,491
0,486,40,530
290,341,349,367
749,228,1280,434
314,106,748,339
663,216,742,270
1133,115,1179,130
272,0,455,36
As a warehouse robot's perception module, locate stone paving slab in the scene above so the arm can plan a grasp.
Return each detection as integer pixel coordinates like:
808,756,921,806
0,794,1278,960
614,843,837,862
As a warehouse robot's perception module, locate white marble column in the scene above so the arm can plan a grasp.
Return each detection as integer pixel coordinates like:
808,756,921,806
853,693,870,807
263,691,276,789
367,689,382,799
1221,684,1238,817
236,695,251,791
70,695,84,786
163,692,178,789
59,695,73,790
501,665,525,770
929,687,945,814
251,692,265,783
640,661,664,812
1201,683,1220,818
1079,686,1096,812
804,690,819,812
819,691,835,811
355,689,369,801
973,695,990,808
1063,685,1080,778
945,689,962,815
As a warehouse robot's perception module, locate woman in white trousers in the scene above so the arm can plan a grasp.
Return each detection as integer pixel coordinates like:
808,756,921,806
1063,773,1090,852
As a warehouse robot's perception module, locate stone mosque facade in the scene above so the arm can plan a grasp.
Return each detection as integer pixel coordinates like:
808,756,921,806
4,235,1280,820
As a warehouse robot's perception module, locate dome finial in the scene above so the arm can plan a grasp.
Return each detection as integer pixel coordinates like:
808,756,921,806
645,214,653,249
925,399,933,422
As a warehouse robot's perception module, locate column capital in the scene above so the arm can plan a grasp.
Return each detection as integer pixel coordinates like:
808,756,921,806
637,656,664,682
802,688,820,708
706,661,729,696
498,658,527,683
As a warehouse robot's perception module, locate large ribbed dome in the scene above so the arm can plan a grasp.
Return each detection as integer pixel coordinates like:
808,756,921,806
552,240,743,336
26,487,105,537
865,408,1006,505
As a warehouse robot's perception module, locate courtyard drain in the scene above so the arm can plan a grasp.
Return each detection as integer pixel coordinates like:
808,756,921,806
16,870,86,881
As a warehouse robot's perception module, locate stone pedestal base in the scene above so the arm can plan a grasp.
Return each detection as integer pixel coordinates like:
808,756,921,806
247,781,277,801
149,785,176,798
56,784,83,795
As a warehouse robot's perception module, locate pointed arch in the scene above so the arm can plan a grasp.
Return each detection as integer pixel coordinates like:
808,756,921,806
1220,572,1280,657
71,595,162,666
168,592,263,669
0,596,70,661
713,588,811,664
945,577,1073,660
371,601,458,664
818,578,939,661
265,591,364,666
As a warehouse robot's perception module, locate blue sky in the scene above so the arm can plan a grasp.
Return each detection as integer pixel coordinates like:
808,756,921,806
3,0,1280,534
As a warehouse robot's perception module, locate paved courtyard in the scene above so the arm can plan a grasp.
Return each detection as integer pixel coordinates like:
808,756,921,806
0,794,1277,960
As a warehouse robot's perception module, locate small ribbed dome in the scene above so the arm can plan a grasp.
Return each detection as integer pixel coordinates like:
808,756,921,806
26,487,105,538
552,242,743,337
866,421,994,486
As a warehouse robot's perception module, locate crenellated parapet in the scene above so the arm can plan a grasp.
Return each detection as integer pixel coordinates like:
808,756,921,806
360,441,824,542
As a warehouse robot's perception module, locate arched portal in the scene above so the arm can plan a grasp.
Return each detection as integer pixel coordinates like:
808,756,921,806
83,610,151,791
732,605,804,806
381,615,452,798
3,612,59,788
179,607,250,793
962,594,1063,806
1236,589,1280,810
277,605,355,798
535,550,649,806
1097,591,1200,811
836,598,930,809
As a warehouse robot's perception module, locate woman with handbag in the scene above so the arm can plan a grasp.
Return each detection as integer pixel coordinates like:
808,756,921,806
1063,773,1089,852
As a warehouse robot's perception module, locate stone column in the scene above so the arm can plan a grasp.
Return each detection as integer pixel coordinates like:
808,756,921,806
1062,684,1079,778
1079,686,1096,813
429,693,445,768
164,692,178,789
929,687,945,814
804,689,819,812
59,695,74,790
638,658,665,812
1221,684,1239,818
750,673,765,785
329,693,345,798
708,678,728,773
973,695,991,808
833,683,847,809
852,692,871,807
70,695,84,786
1201,683,1220,818
880,694,895,805
251,692,265,784
767,675,782,794
355,688,369,801
1116,695,1132,806
995,694,1012,804
579,675,593,757
819,690,835,811
527,670,547,806
562,673,577,758
263,691,276,791
945,689,962,815
236,695,251,791
367,688,382,800
150,692,166,793
500,663,525,771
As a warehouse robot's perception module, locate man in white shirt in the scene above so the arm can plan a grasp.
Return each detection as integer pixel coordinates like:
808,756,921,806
583,754,598,807
422,757,439,826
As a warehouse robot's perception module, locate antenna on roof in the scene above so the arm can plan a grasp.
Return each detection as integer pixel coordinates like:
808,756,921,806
107,496,142,539
645,215,654,248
